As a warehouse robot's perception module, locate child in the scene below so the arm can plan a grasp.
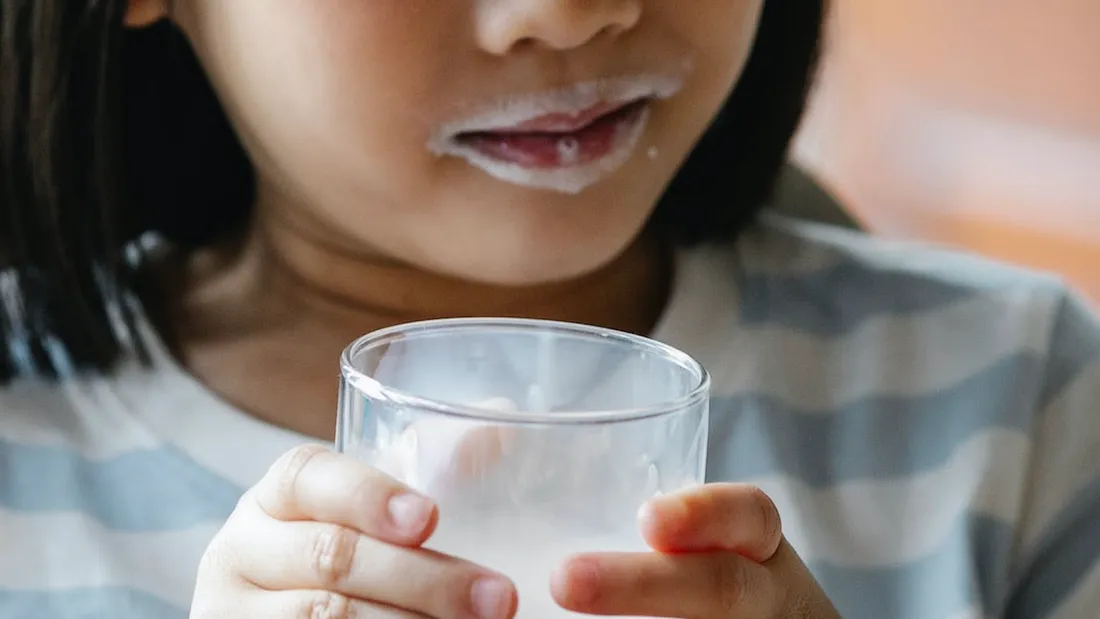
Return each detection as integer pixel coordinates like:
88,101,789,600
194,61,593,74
1,2,1097,618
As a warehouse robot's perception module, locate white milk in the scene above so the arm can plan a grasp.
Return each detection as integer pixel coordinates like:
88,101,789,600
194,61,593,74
428,511,651,619
359,395,672,619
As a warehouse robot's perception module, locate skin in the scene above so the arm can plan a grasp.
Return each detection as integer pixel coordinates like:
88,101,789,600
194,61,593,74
192,446,841,619
150,0,759,438
126,1,841,617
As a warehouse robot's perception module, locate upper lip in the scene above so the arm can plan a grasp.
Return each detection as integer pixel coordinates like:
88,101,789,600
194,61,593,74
433,74,684,140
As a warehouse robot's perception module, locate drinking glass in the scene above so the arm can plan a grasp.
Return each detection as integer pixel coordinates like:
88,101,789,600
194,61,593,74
337,318,709,619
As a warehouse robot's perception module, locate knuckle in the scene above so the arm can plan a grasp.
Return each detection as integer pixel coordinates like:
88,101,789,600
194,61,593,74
265,444,330,513
712,556,751,616
310,525,361,586
347,469,390,514
297,591,354,619
196,530,239,578
278,444,331,489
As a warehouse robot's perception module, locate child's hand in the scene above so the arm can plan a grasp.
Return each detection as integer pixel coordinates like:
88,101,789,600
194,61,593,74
551,483,843,619
189,445,518,619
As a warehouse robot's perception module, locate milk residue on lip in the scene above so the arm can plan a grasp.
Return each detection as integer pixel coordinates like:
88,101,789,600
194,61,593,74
432,74,684,136
439,107,649,194
427,74,685,194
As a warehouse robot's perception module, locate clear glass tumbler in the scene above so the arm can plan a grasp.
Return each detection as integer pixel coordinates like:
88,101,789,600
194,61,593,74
337,318,709,619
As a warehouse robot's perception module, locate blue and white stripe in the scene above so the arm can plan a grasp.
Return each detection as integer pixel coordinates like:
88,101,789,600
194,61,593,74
1,216,1097,618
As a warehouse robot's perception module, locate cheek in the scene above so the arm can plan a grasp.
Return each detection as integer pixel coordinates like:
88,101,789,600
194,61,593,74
660,0,763,88
183,0,459,192
632,2,762,184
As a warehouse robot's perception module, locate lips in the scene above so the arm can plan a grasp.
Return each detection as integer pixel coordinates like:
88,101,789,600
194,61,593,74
454,99,651,169
426,74,685,193
490,100,641,134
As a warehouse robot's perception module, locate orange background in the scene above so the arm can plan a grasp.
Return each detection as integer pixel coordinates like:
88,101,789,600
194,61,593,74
793,0,1100,305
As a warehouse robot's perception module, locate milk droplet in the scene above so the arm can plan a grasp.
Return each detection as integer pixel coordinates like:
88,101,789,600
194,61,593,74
647,146,659,160
558,137,580,166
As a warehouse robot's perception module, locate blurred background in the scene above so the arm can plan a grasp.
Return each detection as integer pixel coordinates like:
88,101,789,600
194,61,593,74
781,0,1100,305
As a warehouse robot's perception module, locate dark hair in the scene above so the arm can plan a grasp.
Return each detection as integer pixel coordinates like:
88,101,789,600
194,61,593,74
0,1,824,381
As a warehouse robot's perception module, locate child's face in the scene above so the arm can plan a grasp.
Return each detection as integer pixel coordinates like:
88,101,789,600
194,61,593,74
174,1,763,284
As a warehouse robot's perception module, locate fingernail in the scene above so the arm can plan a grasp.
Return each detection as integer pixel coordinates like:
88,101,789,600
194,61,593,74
471,576,514,619
559,557,601,607
638,497,690,545
387,493,433,536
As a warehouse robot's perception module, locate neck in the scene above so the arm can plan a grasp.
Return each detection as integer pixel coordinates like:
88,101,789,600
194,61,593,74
169,202,673,439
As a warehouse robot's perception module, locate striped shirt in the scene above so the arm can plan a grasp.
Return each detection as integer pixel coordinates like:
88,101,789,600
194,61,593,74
1,215,1098,618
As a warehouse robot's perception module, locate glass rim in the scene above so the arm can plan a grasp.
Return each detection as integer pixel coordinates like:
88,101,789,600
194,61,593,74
339,317,710,425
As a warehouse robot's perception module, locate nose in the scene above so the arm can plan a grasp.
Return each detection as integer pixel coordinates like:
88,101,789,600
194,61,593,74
476,0,642,55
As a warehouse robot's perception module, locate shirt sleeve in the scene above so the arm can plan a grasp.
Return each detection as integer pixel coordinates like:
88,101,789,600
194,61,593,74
1005,290,1100,619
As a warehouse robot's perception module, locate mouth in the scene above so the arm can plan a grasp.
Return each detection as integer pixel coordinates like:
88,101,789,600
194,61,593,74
428,75,684,194
454,98,651,169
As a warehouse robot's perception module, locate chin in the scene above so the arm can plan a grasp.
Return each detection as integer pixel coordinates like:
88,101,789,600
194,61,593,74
425,236,637,288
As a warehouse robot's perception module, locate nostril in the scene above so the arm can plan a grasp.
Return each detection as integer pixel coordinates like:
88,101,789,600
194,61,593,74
596,24,619,39
512,36,539,51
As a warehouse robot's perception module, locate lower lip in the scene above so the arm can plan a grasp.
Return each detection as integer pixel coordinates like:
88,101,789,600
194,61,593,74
455,100,650,169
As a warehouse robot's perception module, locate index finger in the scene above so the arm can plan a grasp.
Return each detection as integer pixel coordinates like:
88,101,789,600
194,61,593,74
551,551,775,619
249,444,438,547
